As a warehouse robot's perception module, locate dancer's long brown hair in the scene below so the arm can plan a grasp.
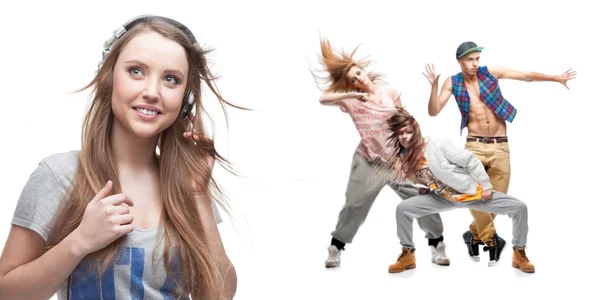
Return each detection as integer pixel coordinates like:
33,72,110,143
386,106,426,181
43,18,246,300
310,36,384,92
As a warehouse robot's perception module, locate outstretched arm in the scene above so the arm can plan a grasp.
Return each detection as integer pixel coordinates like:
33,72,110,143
319,92,359,106
423,64,453,116
488,66,577,89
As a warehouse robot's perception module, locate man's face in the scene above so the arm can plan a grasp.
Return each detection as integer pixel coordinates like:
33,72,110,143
458,51,481,76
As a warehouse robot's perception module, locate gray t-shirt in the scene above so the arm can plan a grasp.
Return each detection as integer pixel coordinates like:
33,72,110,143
11,151,223,300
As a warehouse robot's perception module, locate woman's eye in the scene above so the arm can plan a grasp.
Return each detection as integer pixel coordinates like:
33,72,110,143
165,75,178,84
129,67,143,76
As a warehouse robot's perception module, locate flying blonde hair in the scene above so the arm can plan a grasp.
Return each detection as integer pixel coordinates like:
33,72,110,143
310,36,384,93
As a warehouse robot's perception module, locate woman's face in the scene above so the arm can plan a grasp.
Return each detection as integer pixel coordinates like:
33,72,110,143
398,125,414,149
346,65,371,91
110,30,189,139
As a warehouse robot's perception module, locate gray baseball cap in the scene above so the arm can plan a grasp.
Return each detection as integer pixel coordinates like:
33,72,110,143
456,41,484,60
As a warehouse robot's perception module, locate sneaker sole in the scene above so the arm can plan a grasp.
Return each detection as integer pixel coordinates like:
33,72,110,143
488,260,500,267
388,264,416,273
431,259,450,266
469,255,480,262
325,262,339,268
512,262,535,273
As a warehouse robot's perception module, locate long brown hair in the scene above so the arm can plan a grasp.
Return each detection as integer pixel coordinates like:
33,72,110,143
43,17,245,300
386,106,426,181
310,36,384,92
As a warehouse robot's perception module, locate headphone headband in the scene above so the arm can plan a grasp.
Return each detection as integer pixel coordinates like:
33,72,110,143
98,14,197,74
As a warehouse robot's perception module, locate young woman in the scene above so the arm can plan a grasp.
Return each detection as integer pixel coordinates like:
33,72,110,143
312,37,449,269
0,15,243,299
382,106,535,274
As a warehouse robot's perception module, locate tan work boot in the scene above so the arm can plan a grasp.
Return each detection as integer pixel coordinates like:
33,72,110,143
512,246,535,273
388,248,416,273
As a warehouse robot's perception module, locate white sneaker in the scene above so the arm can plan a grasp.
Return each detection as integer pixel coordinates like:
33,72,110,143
325,245,341,268
430,241,450,266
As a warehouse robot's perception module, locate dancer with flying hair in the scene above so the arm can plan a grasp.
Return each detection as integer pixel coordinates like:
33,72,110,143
380,106,534,274
311,37,448,269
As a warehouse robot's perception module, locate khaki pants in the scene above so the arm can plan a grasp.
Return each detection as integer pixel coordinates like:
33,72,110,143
464,139,511,246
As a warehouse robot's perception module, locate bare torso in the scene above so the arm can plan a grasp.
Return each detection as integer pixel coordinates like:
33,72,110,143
464,78,507,137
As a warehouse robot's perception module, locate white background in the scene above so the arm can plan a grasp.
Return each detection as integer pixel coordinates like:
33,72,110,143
1,0,598,299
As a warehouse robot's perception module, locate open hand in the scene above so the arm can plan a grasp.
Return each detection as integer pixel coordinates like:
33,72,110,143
422,63,441,85
556,68,577,90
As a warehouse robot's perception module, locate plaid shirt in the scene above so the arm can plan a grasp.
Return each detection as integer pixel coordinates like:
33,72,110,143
451,66,517,136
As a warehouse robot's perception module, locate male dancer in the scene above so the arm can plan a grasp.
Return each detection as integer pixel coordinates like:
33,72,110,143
423,41,576,265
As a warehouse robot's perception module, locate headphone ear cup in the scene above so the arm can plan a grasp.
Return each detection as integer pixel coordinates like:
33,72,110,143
181,89,194,118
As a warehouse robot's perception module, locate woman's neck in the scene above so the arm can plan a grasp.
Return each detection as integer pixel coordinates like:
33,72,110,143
110,121,160,172
363,82,379,94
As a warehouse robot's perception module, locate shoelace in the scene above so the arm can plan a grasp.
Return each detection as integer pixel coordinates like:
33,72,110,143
516,249,529,262
397,248,413,261
482,245,498,260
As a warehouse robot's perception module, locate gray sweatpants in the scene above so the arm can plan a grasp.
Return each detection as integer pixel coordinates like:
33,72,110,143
331,152,444,244
396,191,528,249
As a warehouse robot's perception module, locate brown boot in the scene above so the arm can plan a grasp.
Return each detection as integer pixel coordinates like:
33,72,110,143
512,246,535,273
388,248,416,273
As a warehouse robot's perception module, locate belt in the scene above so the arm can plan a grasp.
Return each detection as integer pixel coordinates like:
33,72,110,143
466,136,508,144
